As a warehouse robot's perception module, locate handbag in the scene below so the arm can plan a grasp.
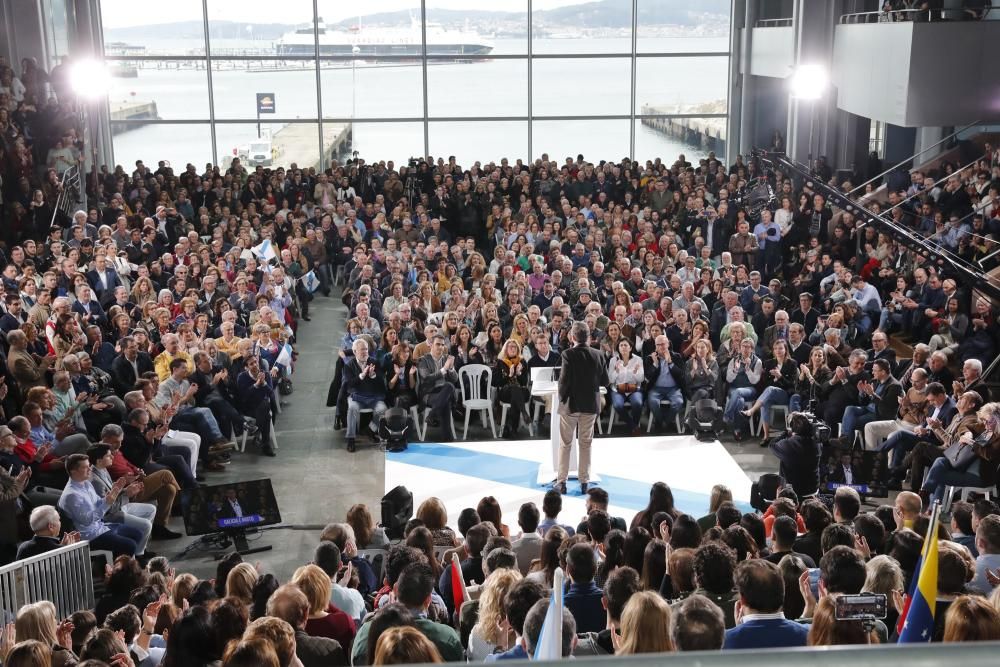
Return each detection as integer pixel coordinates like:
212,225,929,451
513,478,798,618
616,383,638,394
942,441,977,471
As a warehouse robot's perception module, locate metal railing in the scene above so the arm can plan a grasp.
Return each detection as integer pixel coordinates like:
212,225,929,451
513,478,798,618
0,542,95,620
841,4,993,23
521,641,1000,667
755,18,794,27
50,164,82,228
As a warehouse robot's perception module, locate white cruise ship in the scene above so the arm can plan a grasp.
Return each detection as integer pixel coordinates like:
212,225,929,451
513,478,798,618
275,18,493,58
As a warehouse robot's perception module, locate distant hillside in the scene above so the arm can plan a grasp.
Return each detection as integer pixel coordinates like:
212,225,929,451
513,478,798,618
104,0,729,41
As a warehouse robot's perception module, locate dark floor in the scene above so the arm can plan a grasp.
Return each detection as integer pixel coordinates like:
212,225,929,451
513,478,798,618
156,288,782,582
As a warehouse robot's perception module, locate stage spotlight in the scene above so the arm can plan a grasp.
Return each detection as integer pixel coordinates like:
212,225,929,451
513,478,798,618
70,59,111,99
789,63,828,100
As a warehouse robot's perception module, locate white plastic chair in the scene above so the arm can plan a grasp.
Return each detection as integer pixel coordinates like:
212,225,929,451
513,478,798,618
943,484,995,513
459,364,497,439
644,402,684,433
499,400,535,438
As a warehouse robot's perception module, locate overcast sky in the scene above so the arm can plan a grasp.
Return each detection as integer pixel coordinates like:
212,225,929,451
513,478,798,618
100,0,593,29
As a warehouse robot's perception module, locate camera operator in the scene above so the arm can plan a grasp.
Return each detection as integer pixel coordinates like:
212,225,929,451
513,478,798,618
770,412,823,497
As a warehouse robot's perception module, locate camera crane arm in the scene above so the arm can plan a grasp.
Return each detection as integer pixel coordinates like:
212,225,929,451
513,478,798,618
751,149,1000,305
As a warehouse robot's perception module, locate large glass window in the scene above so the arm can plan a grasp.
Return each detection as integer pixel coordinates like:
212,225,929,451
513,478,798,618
101,1,731,166
429,122,528,165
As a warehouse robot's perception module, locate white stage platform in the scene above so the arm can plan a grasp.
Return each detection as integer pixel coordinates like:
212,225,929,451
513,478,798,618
386,434,754,531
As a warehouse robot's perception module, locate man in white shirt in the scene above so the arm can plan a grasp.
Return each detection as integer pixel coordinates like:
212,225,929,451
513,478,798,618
314,540,367,622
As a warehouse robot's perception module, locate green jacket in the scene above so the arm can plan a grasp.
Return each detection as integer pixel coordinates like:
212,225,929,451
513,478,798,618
352,614,463,664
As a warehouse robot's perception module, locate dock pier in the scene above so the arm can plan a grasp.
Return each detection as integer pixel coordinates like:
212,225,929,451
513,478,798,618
640,102,727,156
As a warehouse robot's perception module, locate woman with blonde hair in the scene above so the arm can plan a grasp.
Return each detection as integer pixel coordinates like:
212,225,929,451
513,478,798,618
943,595,1000,642
14,601,76,667
807,595,879,646
130,275,156,308
468,569,523,660
493,338,529,438
617,590,674,654
346,503,388,549
863,555,904,630
225,562,258,606
415,497,457,546
292,564,356,648
374,626,443,665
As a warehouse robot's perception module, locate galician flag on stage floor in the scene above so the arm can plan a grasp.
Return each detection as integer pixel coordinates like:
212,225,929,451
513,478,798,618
897,502,940,643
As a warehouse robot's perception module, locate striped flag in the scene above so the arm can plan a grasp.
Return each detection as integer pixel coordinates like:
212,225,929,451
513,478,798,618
275,342,293,369
898,503,940,643
449,552,469,621
252,238,277,262
301,270,320,293
533,567,565,660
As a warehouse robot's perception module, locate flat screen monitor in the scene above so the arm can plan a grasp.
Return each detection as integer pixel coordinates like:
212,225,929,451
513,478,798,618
183,478,282,536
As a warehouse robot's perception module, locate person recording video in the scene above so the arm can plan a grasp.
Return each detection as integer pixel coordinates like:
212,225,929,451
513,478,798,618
770,412,822,497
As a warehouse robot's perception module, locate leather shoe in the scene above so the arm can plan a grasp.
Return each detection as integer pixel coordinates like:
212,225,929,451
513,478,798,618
204,461,226,472
262,447,276,457
580,482,588,494
554,481,567,494
151,525,184,540
347,438,356,453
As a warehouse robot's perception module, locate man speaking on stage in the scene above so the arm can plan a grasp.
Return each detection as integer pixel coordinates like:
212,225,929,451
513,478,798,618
556,321,609,495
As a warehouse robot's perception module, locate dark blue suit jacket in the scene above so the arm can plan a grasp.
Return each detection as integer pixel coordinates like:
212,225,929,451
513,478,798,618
563,581,605,634
71,299,107,328
723,617,809,649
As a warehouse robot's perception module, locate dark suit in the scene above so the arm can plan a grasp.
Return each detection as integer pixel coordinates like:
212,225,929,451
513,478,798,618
830,463,862,485
557,342,609,485
15,535,63,560
71,299,107,328
86,268,122,302
110,352,154,395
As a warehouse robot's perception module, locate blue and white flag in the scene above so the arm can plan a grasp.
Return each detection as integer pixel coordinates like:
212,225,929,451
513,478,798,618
533,567,565,661
275,342,293,368
301,270,320,293
252,238,277,262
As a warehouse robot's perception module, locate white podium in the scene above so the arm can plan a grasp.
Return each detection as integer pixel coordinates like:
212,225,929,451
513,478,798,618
531,368,603,486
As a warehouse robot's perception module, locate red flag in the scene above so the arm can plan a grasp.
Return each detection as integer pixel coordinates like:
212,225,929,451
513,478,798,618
450,552,468,614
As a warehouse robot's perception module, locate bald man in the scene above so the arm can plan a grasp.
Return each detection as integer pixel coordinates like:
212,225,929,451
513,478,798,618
893,491,922,530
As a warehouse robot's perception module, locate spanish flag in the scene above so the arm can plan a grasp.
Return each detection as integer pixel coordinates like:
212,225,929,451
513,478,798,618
897,502,940,643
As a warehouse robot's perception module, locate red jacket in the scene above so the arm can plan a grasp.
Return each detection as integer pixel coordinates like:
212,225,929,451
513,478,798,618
14,438,61,472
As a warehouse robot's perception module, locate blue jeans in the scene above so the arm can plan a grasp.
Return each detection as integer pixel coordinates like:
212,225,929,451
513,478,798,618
724,387,757,427
842,404,877,443
90,523,145,557
612,391,644,429
879,429,922,468
647,386,684,428
789,393,804,413
923,458,984,504
347,395,388,439
171,407,225,444
756,387,789,425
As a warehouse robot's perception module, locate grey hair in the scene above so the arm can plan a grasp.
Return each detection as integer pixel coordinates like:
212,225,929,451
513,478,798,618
570,320,590,344
123,390,145,408
101,424,124,440
849,349,868,363
964,358,983,374
29,505,59,532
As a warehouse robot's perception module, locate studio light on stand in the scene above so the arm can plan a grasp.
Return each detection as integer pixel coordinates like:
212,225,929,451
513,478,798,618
789,63,828,173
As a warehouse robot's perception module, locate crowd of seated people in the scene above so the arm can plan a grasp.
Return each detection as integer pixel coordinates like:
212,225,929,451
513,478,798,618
0,50,998,664
3,482,1000,666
